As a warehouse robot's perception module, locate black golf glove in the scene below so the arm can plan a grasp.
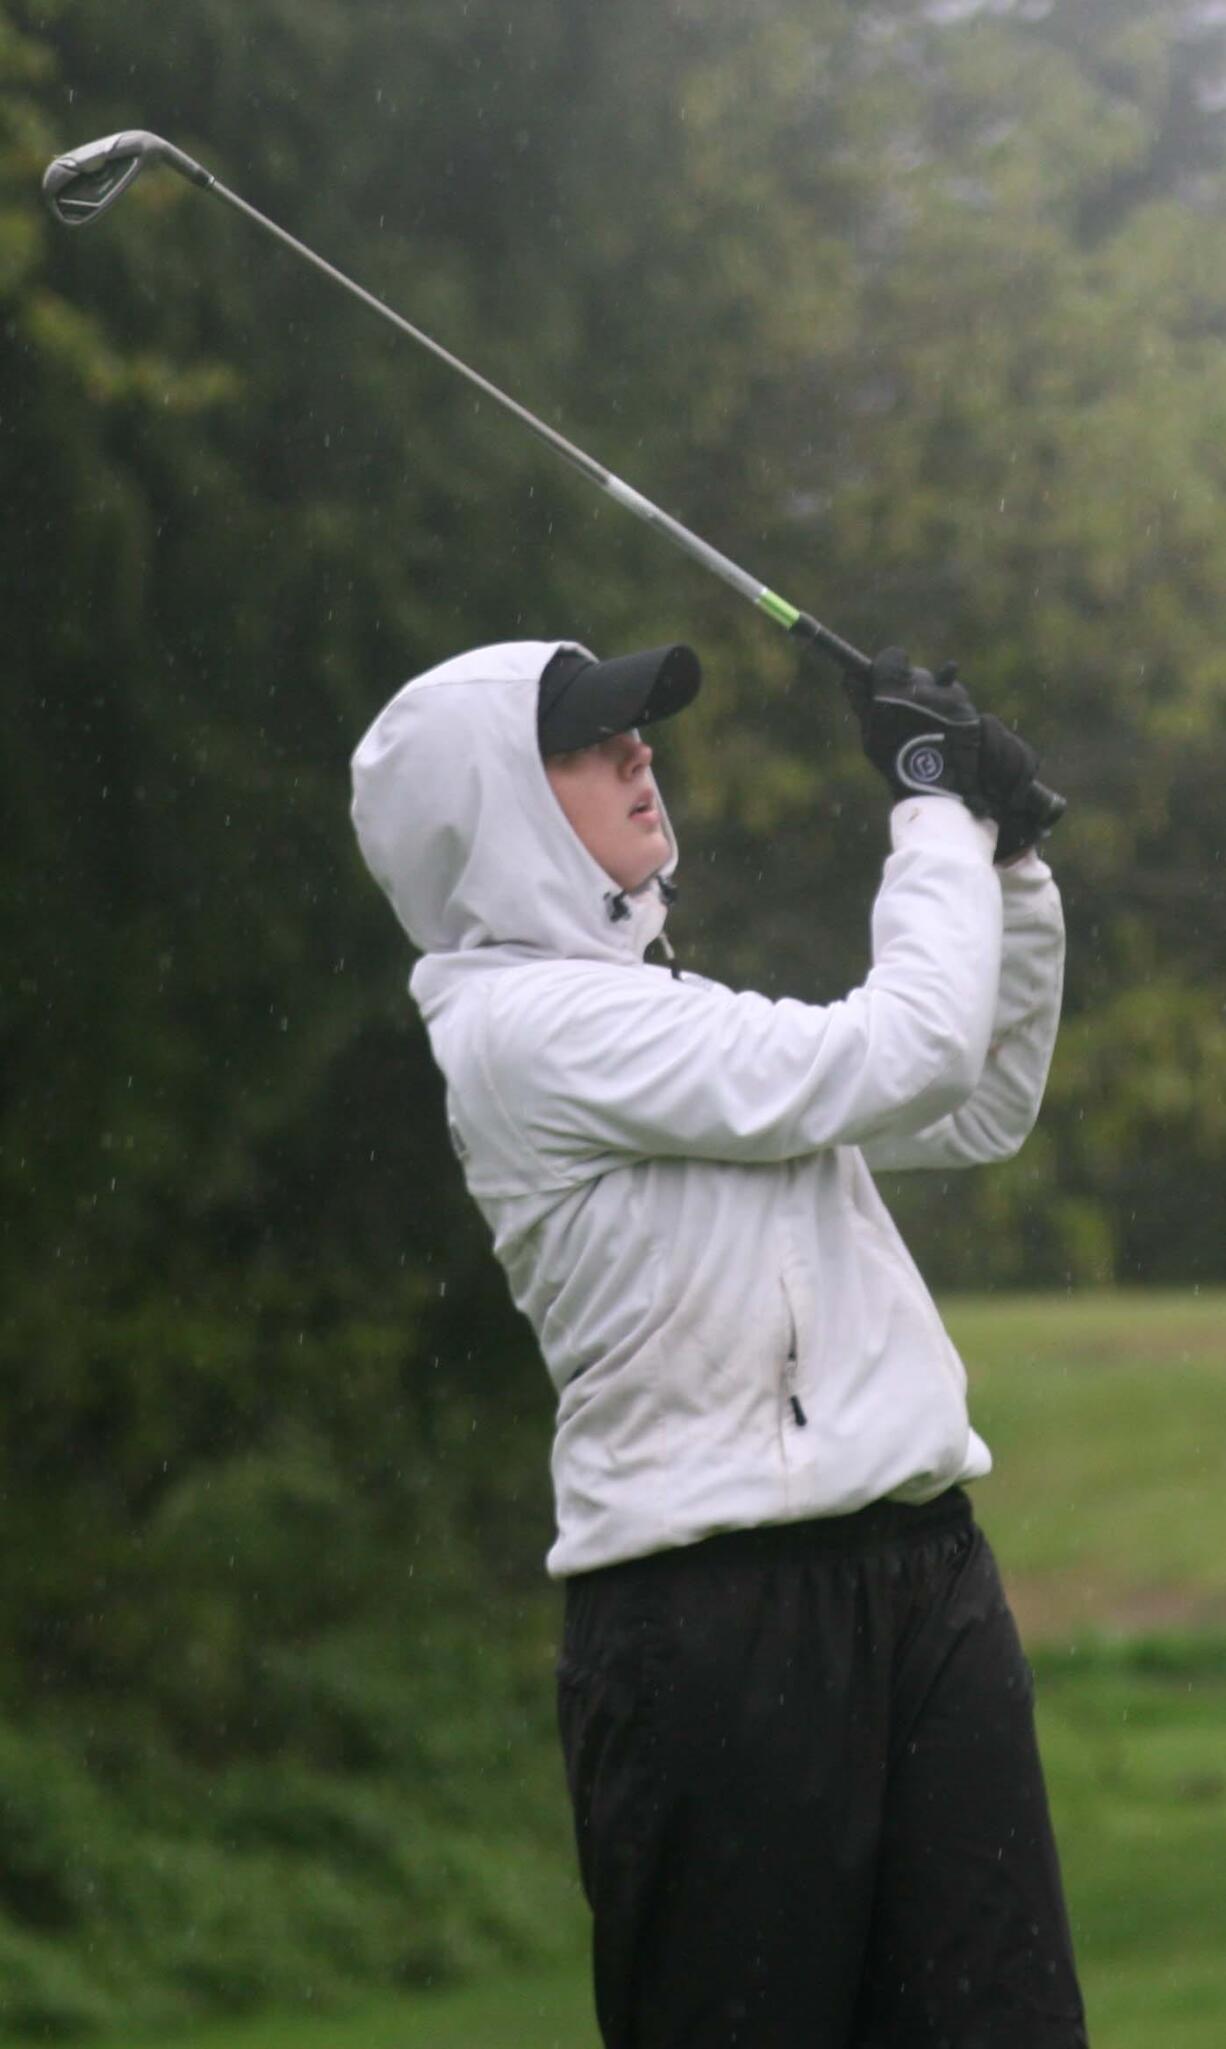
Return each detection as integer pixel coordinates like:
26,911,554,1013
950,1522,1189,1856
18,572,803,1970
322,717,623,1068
991,777,1053,864
858,648,1039,857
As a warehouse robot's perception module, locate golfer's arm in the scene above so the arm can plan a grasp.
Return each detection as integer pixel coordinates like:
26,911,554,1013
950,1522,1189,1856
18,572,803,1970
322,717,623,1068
859,851,1065,1171
494,803,1005,1165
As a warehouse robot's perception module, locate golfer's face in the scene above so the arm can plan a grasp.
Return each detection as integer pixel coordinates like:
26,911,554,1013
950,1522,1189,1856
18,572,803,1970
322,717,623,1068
545,730,671,892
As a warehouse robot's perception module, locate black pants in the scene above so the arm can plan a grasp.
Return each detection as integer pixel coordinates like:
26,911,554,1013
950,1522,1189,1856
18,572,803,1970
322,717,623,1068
557,1490,1088,2048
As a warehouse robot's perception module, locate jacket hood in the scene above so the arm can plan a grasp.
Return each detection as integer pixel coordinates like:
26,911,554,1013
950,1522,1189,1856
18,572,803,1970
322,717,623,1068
350,639,679,997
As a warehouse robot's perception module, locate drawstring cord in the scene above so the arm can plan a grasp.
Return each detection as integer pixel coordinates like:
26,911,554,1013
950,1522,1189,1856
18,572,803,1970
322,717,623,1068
604,875,682,979
656,928,682,980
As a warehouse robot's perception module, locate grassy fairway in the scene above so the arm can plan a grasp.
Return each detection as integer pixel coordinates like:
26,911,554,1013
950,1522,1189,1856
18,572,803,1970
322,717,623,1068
5,1293,1223,2049
943,1291,1226,2048
1038,1644,1226,2049
945,1290,1226,1638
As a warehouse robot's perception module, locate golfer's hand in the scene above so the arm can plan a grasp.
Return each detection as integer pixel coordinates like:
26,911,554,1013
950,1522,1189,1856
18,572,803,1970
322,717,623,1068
860,648,1039,851
992,776,1056,863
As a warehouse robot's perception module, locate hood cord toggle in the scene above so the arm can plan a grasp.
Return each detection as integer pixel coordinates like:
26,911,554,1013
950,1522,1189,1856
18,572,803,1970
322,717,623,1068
605,876,682,979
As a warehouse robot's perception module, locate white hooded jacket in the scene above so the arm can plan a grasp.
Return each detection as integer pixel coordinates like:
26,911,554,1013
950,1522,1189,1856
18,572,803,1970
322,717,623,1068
351,640,1065,1576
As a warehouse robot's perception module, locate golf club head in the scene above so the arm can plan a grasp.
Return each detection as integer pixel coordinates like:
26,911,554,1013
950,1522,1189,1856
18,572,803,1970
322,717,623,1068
42,131,180,226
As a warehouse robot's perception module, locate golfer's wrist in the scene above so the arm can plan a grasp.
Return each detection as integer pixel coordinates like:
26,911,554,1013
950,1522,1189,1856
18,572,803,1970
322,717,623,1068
888,796,999,862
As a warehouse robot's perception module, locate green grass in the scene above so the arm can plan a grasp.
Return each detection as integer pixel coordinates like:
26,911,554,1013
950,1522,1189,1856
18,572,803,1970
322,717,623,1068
4,1291,1225,2049
1039,1645,1226,2049
70,1967,600,2049
38,1968,593,2049
945,1290,1226,1637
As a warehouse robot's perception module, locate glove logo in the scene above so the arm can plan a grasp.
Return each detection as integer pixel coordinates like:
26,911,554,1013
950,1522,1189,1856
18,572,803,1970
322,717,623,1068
896,733,946,791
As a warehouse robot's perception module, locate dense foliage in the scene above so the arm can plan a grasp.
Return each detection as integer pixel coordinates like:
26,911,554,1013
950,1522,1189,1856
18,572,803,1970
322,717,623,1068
3,0,1226,2031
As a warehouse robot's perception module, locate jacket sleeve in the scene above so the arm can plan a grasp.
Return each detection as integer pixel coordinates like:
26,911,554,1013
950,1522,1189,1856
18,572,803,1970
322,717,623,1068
858,849,1065,1172
486,798,1005,1170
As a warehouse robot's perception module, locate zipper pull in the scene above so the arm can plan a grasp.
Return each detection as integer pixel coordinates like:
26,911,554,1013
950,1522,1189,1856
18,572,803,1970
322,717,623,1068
784,1343,807,1427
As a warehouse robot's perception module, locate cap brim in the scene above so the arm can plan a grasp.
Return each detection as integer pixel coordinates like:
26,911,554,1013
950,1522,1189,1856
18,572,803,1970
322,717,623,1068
539,644,701,755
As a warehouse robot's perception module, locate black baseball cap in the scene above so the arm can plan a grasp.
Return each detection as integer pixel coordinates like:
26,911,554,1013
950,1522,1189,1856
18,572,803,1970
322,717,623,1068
537,643,701,756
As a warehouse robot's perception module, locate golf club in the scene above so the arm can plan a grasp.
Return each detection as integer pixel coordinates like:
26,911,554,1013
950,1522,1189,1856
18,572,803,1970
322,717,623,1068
43,128,1065,832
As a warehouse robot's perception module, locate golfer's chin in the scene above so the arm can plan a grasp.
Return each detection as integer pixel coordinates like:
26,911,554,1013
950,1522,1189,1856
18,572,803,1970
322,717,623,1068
606,827,672,896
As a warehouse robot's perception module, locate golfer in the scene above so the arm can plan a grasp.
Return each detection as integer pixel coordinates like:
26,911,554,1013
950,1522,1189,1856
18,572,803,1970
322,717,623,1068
351,638,1086,2048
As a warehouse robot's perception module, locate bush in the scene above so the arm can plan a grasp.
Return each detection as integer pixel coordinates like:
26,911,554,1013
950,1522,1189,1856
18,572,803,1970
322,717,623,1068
0,1591,583,2038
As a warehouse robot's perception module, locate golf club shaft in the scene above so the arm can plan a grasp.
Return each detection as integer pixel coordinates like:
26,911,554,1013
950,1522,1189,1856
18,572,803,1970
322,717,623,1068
44,132,1065,827
204,179,867,673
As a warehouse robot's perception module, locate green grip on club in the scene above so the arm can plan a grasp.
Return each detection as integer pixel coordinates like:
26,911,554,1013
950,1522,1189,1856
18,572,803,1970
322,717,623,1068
756,589,801,629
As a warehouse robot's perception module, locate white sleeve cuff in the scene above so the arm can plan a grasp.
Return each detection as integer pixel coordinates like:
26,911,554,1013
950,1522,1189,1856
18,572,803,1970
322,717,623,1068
997,846,1052,884
888,796,999,862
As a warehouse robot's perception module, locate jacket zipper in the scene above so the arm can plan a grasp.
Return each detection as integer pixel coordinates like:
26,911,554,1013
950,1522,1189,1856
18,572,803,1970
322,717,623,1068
781,1283,807,1428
